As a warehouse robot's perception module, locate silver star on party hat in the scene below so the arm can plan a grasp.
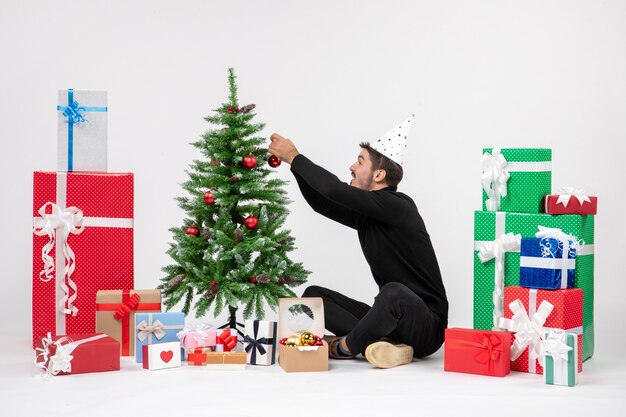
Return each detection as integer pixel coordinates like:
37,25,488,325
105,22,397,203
370,114,415,165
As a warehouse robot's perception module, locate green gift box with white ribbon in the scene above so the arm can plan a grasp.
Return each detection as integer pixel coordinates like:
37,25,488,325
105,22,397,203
473,210,595,360
481,148,552,213
543,331,578,387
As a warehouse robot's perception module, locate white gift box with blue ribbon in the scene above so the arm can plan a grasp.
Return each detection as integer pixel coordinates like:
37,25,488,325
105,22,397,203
519,226,580,290
57,89,107,172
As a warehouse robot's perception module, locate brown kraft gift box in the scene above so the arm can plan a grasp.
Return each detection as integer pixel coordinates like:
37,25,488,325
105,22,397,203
96,289,161,356
278,297,328,372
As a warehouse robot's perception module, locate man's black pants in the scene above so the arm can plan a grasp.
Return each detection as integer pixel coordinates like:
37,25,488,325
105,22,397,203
302,282,445,358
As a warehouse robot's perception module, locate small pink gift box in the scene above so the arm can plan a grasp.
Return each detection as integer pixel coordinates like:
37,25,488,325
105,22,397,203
177,324,217,349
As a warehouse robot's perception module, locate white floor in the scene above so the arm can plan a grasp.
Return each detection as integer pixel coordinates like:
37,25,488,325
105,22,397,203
1,337,624,416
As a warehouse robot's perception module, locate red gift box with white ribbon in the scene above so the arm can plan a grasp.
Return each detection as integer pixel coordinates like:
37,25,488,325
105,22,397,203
500,286,583,374
32,171,134,348
35,333,120,376
544,187,597,215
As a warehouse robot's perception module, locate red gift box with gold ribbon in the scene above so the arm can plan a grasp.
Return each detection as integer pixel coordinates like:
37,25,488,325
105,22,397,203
444,328,512,377
96,289,161,356
32,171,134,348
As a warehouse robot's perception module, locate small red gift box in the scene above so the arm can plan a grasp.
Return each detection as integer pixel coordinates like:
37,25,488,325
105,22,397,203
35,333,120,376
502,286,583,374
444,328,512,377
216,329,238,352
32,172,134,348
544,190,597,215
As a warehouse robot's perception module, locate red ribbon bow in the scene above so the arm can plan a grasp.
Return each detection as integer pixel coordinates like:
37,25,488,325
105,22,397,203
447,333,504,376
472,333,503,372
113,293,141,320
217,330,238,352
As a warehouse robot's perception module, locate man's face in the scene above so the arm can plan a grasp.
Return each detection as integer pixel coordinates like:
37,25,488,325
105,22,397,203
349,149,375,190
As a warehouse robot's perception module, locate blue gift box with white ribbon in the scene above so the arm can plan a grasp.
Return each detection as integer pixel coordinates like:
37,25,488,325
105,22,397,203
519,237,576,290
135,312,185,362
57,89,108,172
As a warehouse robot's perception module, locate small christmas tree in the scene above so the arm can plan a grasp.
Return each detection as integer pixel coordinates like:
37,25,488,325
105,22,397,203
159,68,309,326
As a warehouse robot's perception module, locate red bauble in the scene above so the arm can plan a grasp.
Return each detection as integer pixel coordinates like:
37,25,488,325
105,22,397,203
249,277,257,283
228,106,233,114
242,154,257,168
230,176,239,183
244,215,259,229
235,107,239,112
277,277,284,285
211,280,217,287
185,226,200,237
204,191,215,204
268,155,282,168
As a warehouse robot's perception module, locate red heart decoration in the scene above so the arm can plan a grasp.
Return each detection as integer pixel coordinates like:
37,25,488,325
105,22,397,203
160,350,174,363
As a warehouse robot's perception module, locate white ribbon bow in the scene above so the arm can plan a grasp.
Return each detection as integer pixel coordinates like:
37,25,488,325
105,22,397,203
499,299,554,365
542,330,573,368
177,323,212,345
536,225,583,257
32,202,85,316
34,333,107,377
481,149,510,211
556,186,592,208
34,333,77,376
478,232,521,330
136,320,166,342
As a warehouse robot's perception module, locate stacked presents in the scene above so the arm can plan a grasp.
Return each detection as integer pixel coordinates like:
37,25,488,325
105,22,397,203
32,101,324,375
445,148,597,387
31,89,245,375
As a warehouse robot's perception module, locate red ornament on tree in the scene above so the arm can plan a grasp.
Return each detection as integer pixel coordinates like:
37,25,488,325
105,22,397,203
244,215,259,229
204,191,215,204
185,226,200,237
228,106,233,114
249,277,257,284
235,106,239,112
268,155,282,168
211,280,217,287
242,154,257,168
230,176,239,183
277,277,284,285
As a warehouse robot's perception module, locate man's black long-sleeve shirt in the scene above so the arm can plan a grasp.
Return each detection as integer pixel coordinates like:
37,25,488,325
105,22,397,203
291,154,448,324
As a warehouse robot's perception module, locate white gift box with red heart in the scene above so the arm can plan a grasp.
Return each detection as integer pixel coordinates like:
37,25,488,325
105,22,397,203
142,341,181,370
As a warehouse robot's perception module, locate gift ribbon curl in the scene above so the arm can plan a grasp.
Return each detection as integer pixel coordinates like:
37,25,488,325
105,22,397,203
177,324,214,347
34,333,107,377
542,330,573,368
481,149,510,211
61,99,87,125
478,232,521,330
498,299,553,365
33,202,85,316
556,186,591,208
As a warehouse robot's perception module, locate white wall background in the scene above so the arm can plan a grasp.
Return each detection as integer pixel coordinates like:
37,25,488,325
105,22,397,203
1,0,624,355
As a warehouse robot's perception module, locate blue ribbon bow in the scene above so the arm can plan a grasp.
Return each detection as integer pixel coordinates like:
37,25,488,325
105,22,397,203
56,89,107,171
